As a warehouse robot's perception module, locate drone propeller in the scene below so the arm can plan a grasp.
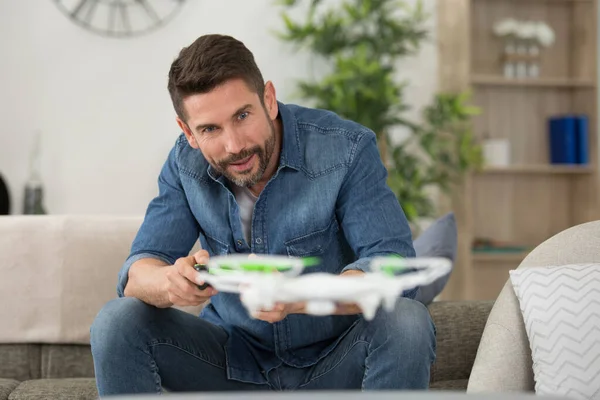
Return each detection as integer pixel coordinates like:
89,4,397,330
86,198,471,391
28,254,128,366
370,255,412,276
370,256,453,283
206,255,321,276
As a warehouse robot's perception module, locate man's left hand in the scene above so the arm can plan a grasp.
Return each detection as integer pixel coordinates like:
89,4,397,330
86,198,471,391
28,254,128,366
252,270,366,323
252,302,305,323
334,269,365,315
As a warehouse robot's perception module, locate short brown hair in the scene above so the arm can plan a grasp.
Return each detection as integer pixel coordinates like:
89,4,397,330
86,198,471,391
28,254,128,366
167,34,265,122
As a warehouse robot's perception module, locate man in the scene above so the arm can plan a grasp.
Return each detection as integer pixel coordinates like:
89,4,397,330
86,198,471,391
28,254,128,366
91,34,435,395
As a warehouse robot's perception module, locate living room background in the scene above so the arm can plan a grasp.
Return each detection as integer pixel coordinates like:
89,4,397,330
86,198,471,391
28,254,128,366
0,0,438,215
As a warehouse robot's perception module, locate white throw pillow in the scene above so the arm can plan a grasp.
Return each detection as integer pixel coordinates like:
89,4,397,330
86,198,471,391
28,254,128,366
509,264,600,400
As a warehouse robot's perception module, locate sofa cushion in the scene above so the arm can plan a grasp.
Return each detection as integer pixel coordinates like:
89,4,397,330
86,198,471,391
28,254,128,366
413,212,457,305
510,264,600,399
0,379,19,400
0,215,142,344
428,300,494,383
41,345,94,379
0,345,40,381
8,379,97,400
430,379,468,390
0,215,204,344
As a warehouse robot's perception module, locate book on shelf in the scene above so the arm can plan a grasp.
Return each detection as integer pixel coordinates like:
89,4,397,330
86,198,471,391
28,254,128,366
472,238,530,254
548,115,589,165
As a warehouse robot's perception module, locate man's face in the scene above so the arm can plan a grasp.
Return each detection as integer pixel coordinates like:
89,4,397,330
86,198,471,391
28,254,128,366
177,78,278,187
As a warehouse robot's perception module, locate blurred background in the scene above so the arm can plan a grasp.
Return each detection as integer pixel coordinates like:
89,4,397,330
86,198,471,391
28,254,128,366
0,0,598,302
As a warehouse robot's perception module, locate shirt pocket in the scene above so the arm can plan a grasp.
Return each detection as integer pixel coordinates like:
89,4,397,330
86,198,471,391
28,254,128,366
203,233,230,256
284,217,339,258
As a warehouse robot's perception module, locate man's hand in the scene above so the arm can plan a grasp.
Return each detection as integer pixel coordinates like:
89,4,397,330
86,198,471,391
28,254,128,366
251,302,305,323
162,249,218,307
125,249,218,308
340,269,366,278
251,269,366,322
334,269,366,315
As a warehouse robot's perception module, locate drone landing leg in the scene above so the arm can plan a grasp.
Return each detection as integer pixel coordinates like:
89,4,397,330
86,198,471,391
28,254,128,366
305,300,336,316
358,294,382,321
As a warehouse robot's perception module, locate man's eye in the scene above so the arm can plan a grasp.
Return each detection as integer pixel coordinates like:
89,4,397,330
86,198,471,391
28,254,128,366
238,112,249,120
203,126,216,133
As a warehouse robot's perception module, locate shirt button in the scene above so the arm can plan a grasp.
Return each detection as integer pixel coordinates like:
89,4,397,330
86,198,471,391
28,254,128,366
255,238,263,245
237,239,243,246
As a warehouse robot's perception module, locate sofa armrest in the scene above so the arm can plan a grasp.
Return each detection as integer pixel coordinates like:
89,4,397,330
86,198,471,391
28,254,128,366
468,219,600,393
467,279,534,392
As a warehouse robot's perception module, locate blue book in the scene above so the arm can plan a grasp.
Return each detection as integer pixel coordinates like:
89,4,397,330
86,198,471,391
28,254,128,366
548,116,577,164
574,115,589,165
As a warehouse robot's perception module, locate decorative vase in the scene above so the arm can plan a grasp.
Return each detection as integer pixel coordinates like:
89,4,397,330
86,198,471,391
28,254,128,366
483,138,511,167
502,39,516,79
515,41,528,79
23,130,47,215
0,173,10,215
23,183,46,215
527,43,540,78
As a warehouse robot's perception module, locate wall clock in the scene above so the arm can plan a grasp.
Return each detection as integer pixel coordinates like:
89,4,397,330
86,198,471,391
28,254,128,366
53,0,186,38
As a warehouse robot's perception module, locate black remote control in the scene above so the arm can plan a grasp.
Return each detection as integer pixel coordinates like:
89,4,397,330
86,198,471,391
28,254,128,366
193,264,212,290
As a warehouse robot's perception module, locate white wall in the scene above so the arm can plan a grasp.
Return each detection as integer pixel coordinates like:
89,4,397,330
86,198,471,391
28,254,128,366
0,0,437,215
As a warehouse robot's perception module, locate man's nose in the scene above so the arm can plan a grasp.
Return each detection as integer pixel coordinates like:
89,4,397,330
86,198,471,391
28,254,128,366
223,128,245,155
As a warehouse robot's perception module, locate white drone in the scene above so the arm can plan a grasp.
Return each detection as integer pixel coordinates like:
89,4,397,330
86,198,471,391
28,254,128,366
194,255,451,320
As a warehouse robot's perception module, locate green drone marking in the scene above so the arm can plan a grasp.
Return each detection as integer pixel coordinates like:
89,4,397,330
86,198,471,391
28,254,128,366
301,257,321,267
380,265,409,276
208,256,321,275
378,254,407,276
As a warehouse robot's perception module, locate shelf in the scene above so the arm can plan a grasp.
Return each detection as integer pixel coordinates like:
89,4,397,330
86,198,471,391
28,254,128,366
472,252,529,263
473,0,593,3
437,0,599,302
477,165,595,174
471,75,596,88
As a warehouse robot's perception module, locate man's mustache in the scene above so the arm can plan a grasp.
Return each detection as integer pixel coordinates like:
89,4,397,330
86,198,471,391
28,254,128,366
218,146,261,169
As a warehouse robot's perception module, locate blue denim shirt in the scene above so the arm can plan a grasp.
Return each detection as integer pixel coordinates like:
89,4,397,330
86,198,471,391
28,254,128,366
116,101,416,385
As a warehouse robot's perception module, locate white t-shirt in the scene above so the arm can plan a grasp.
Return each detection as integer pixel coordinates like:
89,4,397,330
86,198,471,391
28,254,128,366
230,184,258,245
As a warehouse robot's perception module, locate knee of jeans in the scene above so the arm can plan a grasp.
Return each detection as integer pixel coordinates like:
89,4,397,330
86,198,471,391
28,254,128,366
371,297,436,352
90,297,151,351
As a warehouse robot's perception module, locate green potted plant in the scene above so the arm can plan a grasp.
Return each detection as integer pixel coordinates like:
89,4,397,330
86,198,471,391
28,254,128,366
276,0,483,226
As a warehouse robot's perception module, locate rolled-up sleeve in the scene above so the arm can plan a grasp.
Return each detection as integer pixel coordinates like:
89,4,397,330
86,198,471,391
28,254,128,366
117,136,200,297
336,131,417,298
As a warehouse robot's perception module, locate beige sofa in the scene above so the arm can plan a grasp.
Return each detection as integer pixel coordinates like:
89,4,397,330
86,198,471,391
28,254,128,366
468,219,600,392
1,215,499,398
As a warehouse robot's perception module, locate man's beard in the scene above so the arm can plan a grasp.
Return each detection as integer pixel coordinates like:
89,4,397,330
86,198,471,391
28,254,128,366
215,118,276,187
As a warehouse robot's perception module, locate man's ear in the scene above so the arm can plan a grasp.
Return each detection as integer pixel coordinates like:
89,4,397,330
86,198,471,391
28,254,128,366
177,117,199,149
263,81,279,121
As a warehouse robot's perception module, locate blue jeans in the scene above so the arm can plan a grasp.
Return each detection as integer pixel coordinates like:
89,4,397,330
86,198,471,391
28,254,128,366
90,297,435,396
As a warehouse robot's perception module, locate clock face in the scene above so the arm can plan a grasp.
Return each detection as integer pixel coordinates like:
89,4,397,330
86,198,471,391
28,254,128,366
54,0,186,38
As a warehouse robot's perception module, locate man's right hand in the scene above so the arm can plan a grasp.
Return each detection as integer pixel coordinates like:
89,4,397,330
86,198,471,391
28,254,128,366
124,249,218,308
163,250,218,307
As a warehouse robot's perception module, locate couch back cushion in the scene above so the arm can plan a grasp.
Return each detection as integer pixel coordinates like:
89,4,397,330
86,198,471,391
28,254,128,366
428,300,494,383
0,215,142,344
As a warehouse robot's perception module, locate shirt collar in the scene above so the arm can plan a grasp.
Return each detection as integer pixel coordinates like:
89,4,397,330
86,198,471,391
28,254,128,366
276,101,301,171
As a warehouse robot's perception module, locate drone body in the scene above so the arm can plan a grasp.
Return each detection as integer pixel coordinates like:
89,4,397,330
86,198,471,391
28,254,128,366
241,272,394,320
195,255,451,320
